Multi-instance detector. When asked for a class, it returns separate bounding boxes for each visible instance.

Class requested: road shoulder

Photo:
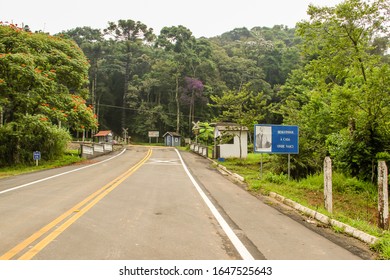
[179,150,378,260]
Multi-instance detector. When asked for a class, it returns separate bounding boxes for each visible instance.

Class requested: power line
[98,103,211,121]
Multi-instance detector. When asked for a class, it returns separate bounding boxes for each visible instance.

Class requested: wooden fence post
[324,156,333,214]
[378,161,389,230]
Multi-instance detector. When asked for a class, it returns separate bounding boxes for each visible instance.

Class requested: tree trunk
[91,59,98,134]
[122,56,130,132]
[189,89,194,134]
[175,73,180,134]
[0,106,3,127]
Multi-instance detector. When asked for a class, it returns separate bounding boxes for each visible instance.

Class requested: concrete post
[378,161,389,230]
[324,156,333,214]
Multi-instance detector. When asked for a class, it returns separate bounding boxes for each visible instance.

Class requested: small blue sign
[254,125,299,154]
[33,151,41,160]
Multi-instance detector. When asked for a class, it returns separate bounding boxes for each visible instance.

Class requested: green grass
[371,233,390,260]
[216,153,390,259]
[0,150,84,178]
[332,224,345,234]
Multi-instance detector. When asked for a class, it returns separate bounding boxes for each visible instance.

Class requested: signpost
[254,125,299,180]
[148,131,160,143]
[122,128,129,144]
[192,121,200,143]
[33,151,41,166]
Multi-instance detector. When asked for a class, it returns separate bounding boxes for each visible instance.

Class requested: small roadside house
[214,123,248,159]
[94,130,113,143]
[163,132,181,147]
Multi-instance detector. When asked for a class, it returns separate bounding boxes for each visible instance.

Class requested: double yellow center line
[1,148,152,260]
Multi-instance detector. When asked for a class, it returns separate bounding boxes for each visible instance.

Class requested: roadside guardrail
[190,143,208,158]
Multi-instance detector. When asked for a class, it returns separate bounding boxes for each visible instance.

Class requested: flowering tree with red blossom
[0,23,97,165]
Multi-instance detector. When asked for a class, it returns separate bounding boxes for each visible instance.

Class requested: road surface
[0,146,372,260]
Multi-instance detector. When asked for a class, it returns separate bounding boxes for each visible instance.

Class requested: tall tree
[284,0,390,180]
[0,24,96,164]
[62,27,106,130]
[210,84,266,158]
[104,19,154,132]
[182,77,205,132]
[156,25,196,133]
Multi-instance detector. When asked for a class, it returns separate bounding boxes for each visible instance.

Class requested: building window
[220,132,235,145]
[227,137,234,144]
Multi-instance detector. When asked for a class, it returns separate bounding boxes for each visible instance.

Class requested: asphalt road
[0,146,372,260]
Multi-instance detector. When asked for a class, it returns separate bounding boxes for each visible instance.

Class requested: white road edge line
[175,149,255,261]
[0,149,127,195]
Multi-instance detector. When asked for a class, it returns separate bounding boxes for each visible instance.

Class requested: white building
[214,123,248,159]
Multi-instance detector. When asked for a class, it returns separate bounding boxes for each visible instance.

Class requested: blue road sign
[254,125,299,154]
[33,151,41,160]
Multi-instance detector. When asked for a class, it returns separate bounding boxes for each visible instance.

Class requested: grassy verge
[215,153,390,259]
[0,150,84,178]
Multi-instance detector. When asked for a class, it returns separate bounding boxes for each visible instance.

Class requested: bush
[327,129,390,182]
[298,174,323,190]
[0,115,71,166]
[263,172,288,184]
[332,173,376,194]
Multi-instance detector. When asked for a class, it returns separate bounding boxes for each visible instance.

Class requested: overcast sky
[2,0,345,38]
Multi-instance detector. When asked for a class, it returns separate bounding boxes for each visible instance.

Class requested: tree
[104,19,155,132]
[62,27,106,131]
[59,26,102,46]
[286,0,390,180]
[210,84,266,158]
[0,23,96,165]
[196,122,214,145]
[156,25,196,133]
[181,77,206,132]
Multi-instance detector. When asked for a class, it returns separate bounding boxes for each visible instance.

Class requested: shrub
[332,173,376,194]
[0,115,71,166]
[263,172,288,184]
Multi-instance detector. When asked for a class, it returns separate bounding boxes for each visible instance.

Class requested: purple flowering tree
[181,77,206,131]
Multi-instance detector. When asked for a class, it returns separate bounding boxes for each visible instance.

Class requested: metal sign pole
[260,153,263,180]
[288,154,291,181]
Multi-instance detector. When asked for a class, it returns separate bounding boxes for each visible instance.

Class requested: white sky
[1,0,345,38]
